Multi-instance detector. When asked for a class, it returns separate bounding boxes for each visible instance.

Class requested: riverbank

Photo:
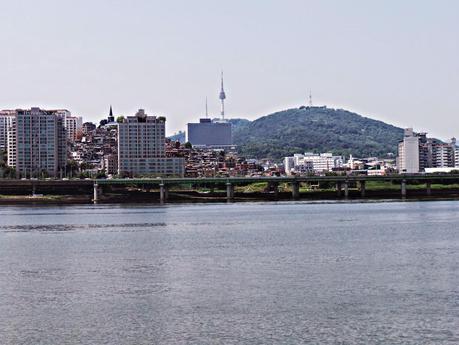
[2,187,459,204]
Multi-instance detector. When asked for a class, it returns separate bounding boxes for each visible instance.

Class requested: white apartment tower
[117,109,184,176]
[398,128,420,173]
[7,108,67,177]
[0,110,15,152]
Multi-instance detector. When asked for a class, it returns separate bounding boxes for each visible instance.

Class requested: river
[0,200,458,344]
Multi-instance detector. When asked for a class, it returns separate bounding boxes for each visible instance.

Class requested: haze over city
[0,0,458,138]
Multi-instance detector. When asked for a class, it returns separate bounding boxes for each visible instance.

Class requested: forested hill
[232,106,404,159]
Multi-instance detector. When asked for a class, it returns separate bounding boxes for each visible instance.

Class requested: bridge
[2,174,458,203]
[0,174,459,203]
[93,174,459,202]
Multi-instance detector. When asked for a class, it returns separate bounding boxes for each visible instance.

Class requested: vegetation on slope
[232,106,404,159]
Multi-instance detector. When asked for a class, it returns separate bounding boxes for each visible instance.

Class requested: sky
[0,0,458,139]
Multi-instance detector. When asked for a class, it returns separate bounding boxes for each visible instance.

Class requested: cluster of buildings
[284,153,345,175]
[0,106,185,178]
[0,74,247,179]
[397,128,459,173]
[283,128,459,176]
[283,152,396,176]
[0,75,456,179]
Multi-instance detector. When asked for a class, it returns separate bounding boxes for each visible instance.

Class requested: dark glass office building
[187,119,233,147]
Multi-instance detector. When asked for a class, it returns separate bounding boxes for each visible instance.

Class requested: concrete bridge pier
[160,183,168,203]
[426,181,432,196]
[226,182,234,201]
[32,183,36,196]
[93,182,99,204]
[291,182,300,200]
[336,182,342,197]
[401,180,407,198]
[344,181,349,198]
[268,182,279,199]
[360,181,366,198]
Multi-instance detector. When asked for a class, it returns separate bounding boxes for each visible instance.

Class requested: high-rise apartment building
[117,109,184,176]
[398,128,457,173]
[51,109,82,142]
[398,128,420,173]
[0,110,15,152]
[65,115,83,142]
[6,108,67,177]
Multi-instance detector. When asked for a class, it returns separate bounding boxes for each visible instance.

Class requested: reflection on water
[0,201,458,344]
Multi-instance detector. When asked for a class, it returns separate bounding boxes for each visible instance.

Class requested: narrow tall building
[64,115,83,142]
[7,108,67,177]
[117,109,184,177]
[0,110,15,152]
[398,128,420,173]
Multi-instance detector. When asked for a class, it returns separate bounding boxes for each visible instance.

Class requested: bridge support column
[32,184,36,196]
[160,183,168,203]
[291,182,300,200]
[336,182,342,197]
[269,182,279,199]
[344,181,349,198]
[426,181,432,196]
[226,182,234,201]
[360,181,366,198]
[401,180,407,198]
[93,182,99,204]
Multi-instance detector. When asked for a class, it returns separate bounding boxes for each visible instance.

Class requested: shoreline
[1,190,459,205]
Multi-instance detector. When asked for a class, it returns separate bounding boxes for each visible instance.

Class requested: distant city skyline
[0,0,458,139]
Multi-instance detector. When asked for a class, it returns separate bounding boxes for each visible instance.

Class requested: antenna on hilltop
[205,97,208,118]
[308,90,313,107]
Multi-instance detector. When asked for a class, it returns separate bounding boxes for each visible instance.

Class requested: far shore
[2,188,459,205]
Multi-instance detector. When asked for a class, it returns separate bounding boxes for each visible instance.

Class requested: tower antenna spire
[309,90,313,107]
[108,105,114,122]
[219,70,226,119]
[205,96,208,118]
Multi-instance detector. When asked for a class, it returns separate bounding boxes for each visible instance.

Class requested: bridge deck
[1,174,459,187]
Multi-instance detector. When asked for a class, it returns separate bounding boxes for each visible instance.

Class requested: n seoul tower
[219,71,226,119]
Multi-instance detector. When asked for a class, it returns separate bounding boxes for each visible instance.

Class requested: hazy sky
[0,0,458,138]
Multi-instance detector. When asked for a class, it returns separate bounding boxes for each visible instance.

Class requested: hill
[168,131,186,143]
[232,106,404,159]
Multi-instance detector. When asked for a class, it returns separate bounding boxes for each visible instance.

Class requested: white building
[6,117,16,167]
[283,156,295,175]
[0,110,15,152]
[65,115,83,142]
[397,128,420,173]
[284,152,344,175]
[455,148,459,168]
[117,109,184,177]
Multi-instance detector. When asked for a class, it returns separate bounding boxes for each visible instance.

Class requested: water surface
[0,201,458,344]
